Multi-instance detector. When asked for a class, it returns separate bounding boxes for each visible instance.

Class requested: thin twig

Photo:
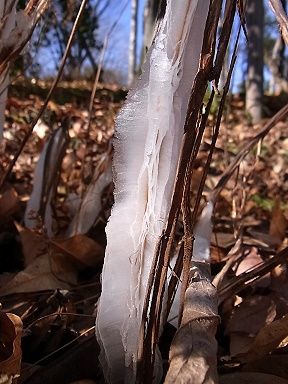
[269,0,288,46]
[218,246,288,303]
[209,102,288,204]
[22,325,95,371]
[24,312,96,332]
[86,0,129,132]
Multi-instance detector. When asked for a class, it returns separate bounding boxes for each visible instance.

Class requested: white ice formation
[193,201,214,262]
[96,1,210,383]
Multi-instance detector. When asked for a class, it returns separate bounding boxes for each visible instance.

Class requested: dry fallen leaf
[235,247,263,275]
[243,354,288,379]
[235,247,270,288]
[226,294,276,356]
[0,188,20,223]
[0,313,22,384]
[239,314,288,363]
[0,252,77,296]
[269,200,287,247]
[50,234,104,268]
[15,223,47,266]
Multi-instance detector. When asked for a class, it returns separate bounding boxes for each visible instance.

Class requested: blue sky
[92,0,281,90]
[36,0,145,83]
[99,0,145,83]
[35,0,281,90]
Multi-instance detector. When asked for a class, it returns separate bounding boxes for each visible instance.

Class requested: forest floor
[1,78,288,384]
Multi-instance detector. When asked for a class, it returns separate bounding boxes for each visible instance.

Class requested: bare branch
[269,0,288,46]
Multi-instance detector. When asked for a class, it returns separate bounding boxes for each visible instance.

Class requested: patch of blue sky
[33,0,284,91]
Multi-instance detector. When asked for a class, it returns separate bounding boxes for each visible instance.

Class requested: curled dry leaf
[14,223,47,266]
[243,354,288,380]
[50,234,104,268]
[235,247,264,276]
[66,155,112,237]
[165,263,219,384]
[269,200,287,247]
[0,188,19,223]
[0,252,77,296]
[235,247,270,288]
[0,313,22,384]
[25,126,69,237]
[0,0,48,72]
[226,295,276,356]
[238,314,288,363]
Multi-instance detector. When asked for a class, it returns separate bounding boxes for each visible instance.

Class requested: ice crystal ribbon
[96,1,209,382]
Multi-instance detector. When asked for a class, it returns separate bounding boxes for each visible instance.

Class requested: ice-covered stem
[96,1,209,382]
[179,5,239,324]
[138,2,224,379]
[139,1,241,380]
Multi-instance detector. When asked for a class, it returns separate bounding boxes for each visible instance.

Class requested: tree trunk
[128,0,139,86]
[246,0,264,123]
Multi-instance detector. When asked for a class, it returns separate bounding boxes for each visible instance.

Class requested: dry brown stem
[209,102,288,204]
[218,245,288,303]
[269,0,288,46]
[137,1,239,381]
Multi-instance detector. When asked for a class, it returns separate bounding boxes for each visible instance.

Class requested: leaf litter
[1,74,288,383]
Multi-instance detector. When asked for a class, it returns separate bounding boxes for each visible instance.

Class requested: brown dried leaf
[227,295,276,356]
[243,355,288,379]
[50,234,104,268]
[269,200,287,247]
[239,315,288,363]
[227,295,276,335]
[0,252,77,296]
[212,233,272,250]
[235,247,263,275]
[0,188,19,222]
[0,313,22,384]
[15,223,47,266]
[235,247,270,288]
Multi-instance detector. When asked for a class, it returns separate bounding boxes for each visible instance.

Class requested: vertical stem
[128,0,139,86]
